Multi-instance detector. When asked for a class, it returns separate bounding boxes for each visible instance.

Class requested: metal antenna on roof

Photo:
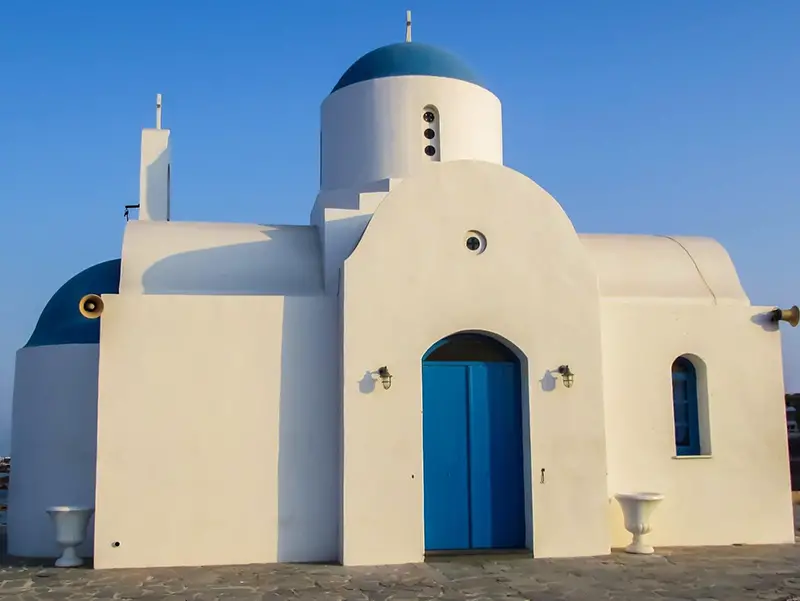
[156,93,163,129]
[405,10,412,42]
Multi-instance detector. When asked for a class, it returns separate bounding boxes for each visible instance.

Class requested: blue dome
[332,42,482,93]
[25,259,121,348]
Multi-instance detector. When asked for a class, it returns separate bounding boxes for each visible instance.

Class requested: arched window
[671,356,701,456]
[421,105,440,162]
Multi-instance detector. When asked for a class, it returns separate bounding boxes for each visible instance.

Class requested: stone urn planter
[46,506,94,567]
[614,492,664,554]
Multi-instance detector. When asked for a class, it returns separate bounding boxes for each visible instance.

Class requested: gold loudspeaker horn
[770,305,800,328]
[79,294,104,319]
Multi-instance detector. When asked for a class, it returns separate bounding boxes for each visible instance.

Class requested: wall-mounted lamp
[377,366,393,390]
[557,365,574,388]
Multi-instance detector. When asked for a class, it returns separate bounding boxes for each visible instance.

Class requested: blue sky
[1,1,798,454]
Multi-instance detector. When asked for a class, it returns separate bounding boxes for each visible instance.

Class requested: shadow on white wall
[358,371,377,394]
[277,295,339,562]
[139,227,322,296]
[750,310,780,332]
[539,370,557,392]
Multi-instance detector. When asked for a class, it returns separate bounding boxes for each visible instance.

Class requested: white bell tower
[319,15,503,191]
[138,93,172,221]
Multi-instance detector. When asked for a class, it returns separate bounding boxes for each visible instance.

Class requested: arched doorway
[422,332,526,552]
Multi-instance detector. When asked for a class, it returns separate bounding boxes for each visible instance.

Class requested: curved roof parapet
[120,221,323,296]
[25,259,121,348]
[579,234,749,305]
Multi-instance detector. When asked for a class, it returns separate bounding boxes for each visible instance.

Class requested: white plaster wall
[340,160,610,566]
[602,302,794,547]
[311,180,400,292]
[93,293,338,569]
[321,77,502,190]
[322,209,372,293]
[8,344,99,557]
[119,221,323,295]
[310,179,399,223]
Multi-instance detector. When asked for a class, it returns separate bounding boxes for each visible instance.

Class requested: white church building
[8,22,797,570]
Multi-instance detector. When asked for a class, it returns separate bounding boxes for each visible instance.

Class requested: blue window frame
[671,357,701,456]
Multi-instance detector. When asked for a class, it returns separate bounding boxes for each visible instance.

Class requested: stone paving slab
[2,544,800,601]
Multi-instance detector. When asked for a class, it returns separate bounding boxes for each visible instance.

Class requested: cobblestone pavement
[2,544,800,601]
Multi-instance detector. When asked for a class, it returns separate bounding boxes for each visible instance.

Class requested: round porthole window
[464,231,486,254]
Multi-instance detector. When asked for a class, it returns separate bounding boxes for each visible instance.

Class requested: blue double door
[422,361,526,551]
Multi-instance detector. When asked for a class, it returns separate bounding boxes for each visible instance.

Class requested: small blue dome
[332,42,482,94]
[25,259,121,348]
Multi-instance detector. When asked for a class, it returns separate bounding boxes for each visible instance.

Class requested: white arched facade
[340,160,610,565]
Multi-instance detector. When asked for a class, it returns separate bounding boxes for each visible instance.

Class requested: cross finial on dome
[405,10,412,42]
